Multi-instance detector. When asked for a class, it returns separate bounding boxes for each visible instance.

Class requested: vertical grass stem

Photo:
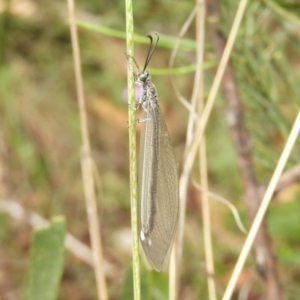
[125,0,140,299]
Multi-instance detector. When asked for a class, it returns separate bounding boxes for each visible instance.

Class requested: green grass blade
[77,21,197,52]
[24,216,66,300]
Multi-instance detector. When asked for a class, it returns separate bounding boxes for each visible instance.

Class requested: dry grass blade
[193,182,247,234]
[222,108,300,300]
[185,0,249,176]
[168,3,203,300]
[168,4,201,122]
[196,3,217,300]
[66,0,108,299]
[172,0,248,298]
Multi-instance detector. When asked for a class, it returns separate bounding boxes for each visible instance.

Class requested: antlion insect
[126,32,179,272]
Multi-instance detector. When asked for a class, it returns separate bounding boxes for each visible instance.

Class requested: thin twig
[66,1,108,299]
[222,109,300,300]
[125,1,140,299]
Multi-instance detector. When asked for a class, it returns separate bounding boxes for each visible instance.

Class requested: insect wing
[138,104,179,272]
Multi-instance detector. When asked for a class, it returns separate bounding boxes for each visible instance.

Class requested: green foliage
[24,217,66,300]
[277,244,300,265]
[268,200,300,243]
[120,263,168,300]
[264,0,300,27]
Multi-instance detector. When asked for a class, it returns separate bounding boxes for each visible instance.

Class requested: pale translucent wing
[138,103,179,272]
[138,107,159,245]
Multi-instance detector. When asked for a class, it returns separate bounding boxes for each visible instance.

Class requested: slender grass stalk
[199,139,217,300]
[222,108,300,300]
[193,183,247,234]
[196,3,217,300]
[170,1,247,298]
[186,0,248,174]
[66,0,108,299]
[169,248,177,300]
[125,1,140,299]
[168,5,201,299]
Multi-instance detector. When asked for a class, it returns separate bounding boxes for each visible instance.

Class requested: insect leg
[124,53,140,74]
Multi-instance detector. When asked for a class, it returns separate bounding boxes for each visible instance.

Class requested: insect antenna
[143,32,160,71]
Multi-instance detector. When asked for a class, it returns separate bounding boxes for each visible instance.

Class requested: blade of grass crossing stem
[186,0,249,180]
[24,217,66,300]
[222,108,300,300]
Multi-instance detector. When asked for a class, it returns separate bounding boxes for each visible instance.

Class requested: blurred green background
[1,0,300,299]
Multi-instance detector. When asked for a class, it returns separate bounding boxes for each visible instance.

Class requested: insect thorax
[140,81,158,110]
